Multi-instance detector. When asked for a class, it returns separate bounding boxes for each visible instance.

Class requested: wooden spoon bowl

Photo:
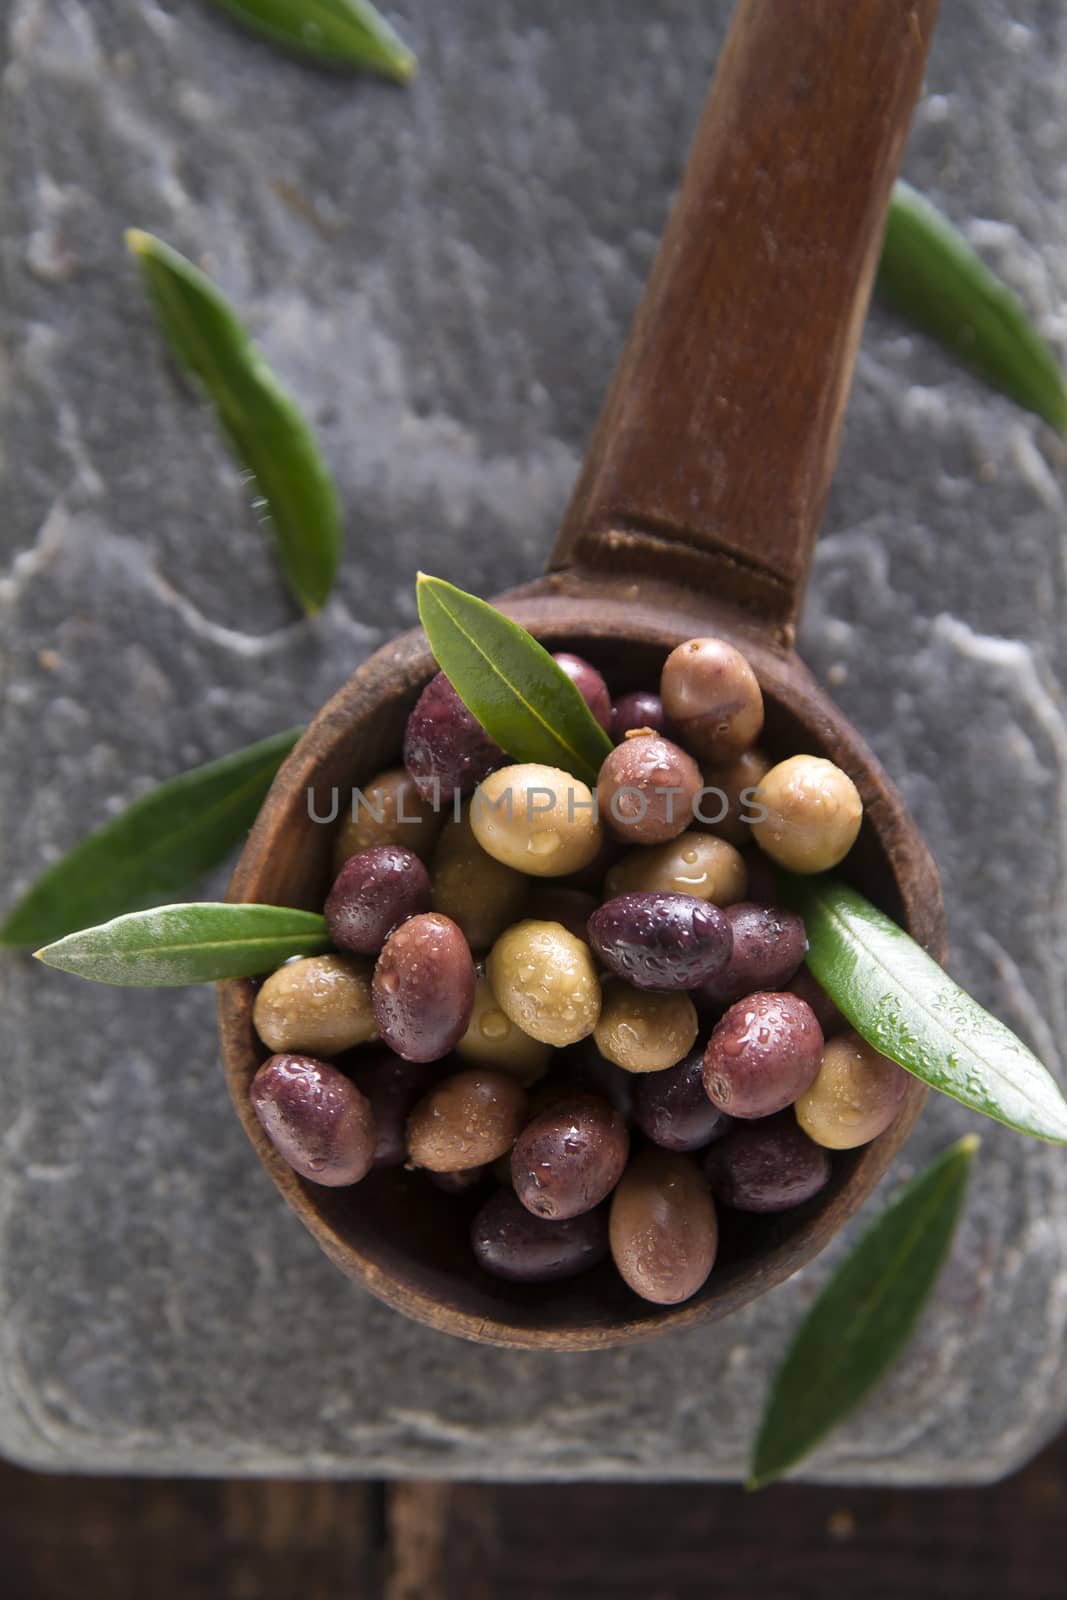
[218,0,945,1350]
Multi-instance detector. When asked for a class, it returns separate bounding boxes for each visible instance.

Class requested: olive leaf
[0,728,302,950]
[749,1134,978,1489]
[206,0,416,80]
[128,230,341,615]
[416,574,614,788]
[34,903,330,987]
[880,181,1067,434]
[782,874,1067,1144]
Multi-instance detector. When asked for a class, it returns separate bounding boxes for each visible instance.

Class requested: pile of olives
[249,636,906,1306]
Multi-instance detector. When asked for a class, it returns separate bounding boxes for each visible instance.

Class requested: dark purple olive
[403,670,505,804]
[342,1047,434,1168]
[524,886,598,945]
[512,1094,629,1221]
[609,1149,718,1304]
[472,1188,610,1283]
[787,965,847,1038]
[427,1163,493,1195]
[539,1043,635,1121]
[553,652,612,733]
[632,1046,733,1152]
[372,912,476,1063]
[249,1054,376,1186]
[324,845,431,955]
[704,1113,831,1212]
[696,903,806,1007]
[588,892,733,991]
[611,690,671,742]
[703,992,823,1119]
[740,849,777,905]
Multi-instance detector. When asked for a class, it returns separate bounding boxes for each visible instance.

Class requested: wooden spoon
[219,0,944,1350]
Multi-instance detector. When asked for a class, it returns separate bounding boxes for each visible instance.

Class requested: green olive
[455,973,553,1084]
[605,830,747,905]
[471,764,603,878]
[431,801,529,950]
[253,954,377,1056]
[795,1031,908,1148]
[486,919,601,1046]
[749,754,862,873]
[594,980,697,1073]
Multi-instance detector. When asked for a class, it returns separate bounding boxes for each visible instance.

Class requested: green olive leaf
[879,181,1067,434]
[782,874,1067,1144]
[128,230,341,614]
[206,0,415,80]
[0,728,303,950]
[415,574,614,788]
[749,1134,979,1489]
[34,903,330,987]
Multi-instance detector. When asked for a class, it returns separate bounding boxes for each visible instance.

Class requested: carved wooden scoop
[219,0,944,1349]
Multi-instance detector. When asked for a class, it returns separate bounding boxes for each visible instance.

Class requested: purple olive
[703,991,823,1119]
[523,886,598,945]
[553,652,612,732]
[704,1113,831,1212]
[512,1094,629,1221]
[787,965,847,1038]
[588,892,733,991]
[372,912,476,1063]
[403,671,505,805]
[611,689,671,742]
[537,1043,636,1122]
[632,1046,733,1152]
[324,845,431,955]
[696,903,806,1007]
[472,1188,610,1283]
[250,1054,376,1186]
[343,1047,435,1168]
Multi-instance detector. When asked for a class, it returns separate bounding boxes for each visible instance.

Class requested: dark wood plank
[0,1468,381,1600]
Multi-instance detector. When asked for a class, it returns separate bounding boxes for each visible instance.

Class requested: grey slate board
[1,0,1066,1481]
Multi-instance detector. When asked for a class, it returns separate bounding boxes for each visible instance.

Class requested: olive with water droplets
[325,844,431,955]
[455,972,552,1084]
[430,801,529,951]
[588,892,733,992]
[253,953,377,1057]
[696,902,806,1009]
[795,1031,909,1149]
[703,991,823,1118]
[609,1148,718,1305]
[704,1113,831,1211]
[406,1069,528,1171]
[605,831,747,907]
[403,670,505,804]
[372,912,475,1063]
[511,1093,629,1220]
[594,980,698,1074]
[632,1046,733,1152]
[660,636,764,761]
[472,763,604,878]
[472,1188,610,1283]
[597,732,702,845]
[250,1053,376,1186]
[333,766,442,873]
[486,919,601,1047]
[553,652,612,732]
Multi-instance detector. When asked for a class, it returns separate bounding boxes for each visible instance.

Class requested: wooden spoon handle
[549,0,938,637]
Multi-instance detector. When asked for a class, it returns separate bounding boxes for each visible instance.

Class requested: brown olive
[609,1148,718,1305]
[696,748,771,845]
[597,733,702,845]
[632,1046,733,1152]
[250,1053,376,1186]
[253,954,377,1056]
[660,637,764,762]
[406,1069,528,1171]
[471,763,604,878]
[403,670,505,804]
[511,1093,629,1220]
[430,801,528,950]
[696,903,806,1008]
[372,912,476,1063]
[795,1031,909,1148]
[749,754,862,874]
[704,1113,831,1212]
[324,845,431,955]
[332,767,442,873]
[594,980,697,1074]
[553,652,612,733]
[455,973,552,1085]
[703,991,823,1118]
[605,831,747,907]
[486,920,601,1047]
[472,1188,610,1283]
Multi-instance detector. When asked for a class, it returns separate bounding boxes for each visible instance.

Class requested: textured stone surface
[1,0,1066,1481]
